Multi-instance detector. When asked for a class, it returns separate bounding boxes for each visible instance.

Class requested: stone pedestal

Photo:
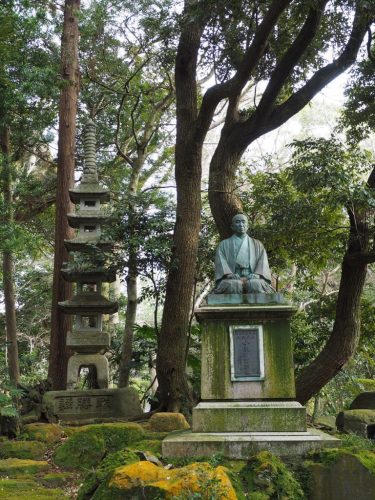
[43,388,142,425]
[163,300,340,458]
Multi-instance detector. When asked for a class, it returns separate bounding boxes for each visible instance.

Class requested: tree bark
[208,135,250,238]
[48,0,80,390]
[156,4,206,411]
[1,126,20,385]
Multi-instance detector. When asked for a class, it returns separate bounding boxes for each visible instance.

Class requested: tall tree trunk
[48,0,80,390]
[118,152,144,388]
[156,11,205,411]
[208,138,246,238]
[118,239,138,387]
[1,126,20,385]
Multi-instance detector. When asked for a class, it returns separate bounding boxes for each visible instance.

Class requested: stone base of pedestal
[43,387,142,424]
[162,429,340,459]
[192,401,306,432]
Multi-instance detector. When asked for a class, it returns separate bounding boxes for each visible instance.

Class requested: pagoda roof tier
[69,184,111,204]
[67,211,110,228]
[59,292,118,314]
[61,268,117,283]
[64,236,113,252]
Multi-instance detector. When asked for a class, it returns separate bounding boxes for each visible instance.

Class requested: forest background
[1,0,375,420]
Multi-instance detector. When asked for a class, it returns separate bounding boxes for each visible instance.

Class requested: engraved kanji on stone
[57,397,74,412]
[95,397,112,409]
[76,397,93,410]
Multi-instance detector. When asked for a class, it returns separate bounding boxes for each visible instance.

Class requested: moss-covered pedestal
[163,299,339,458]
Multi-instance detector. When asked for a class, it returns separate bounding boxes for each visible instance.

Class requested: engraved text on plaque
[230,325,264,381]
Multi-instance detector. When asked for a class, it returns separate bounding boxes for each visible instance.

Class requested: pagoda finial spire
[82,119,98,184]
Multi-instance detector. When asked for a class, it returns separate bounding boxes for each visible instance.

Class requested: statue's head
[231,213,248,236]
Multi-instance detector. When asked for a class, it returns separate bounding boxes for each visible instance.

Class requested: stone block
[307,452,375,500]
[43,387,142,423]
[349,391,375,410]
[67,330,110,353]
[336,409,375,438]
[207,293,287,305]
[197,305,296,400]
[149,412,190,432]
[192,401,306,432]
[162,429,340,459]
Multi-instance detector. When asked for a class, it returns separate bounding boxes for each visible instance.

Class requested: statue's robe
[214,234,274,294]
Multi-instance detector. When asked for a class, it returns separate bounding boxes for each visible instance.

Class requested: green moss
[0,478,66,499]
[40,472,73,488]
[54,428,106,470]
[94,423,145,452]
[356,450,375,475]
[263,321,295,398]
[142,429,169,441]
[356,378,375,391]
[53,423,144,471]
[129,439,162,455]
[306,447,375,475]
[0,458,50,475]
[205,321,231,398]
[77,448,140,500]
[226,469,247,500]
[340,432,375,451]
[21,423,63,444]
[240,451,305,499]
[0,440,47,460]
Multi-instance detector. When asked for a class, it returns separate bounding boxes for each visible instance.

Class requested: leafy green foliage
[0,385,23,417]
[242,137,374,281]
[341,58,375,143]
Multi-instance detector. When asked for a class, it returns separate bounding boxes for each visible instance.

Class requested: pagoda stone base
[43,388,142,424]
[193,401,306,432]
[162,429,340,459]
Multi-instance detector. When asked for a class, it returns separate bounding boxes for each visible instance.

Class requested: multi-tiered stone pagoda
[43,120,141,423]
[59,119,117,390]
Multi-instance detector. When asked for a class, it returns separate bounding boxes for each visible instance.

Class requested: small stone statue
[214,213,275,294]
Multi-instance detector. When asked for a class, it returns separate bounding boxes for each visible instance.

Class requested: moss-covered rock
[77,448,140,500]
[0,439,47,460]
[93,461,238,499]
[306,446,375,475]
[350,391,375,410]
[305,449,375,500]
[149,412,190,432]
[54,427,106,470]
[21,423,64,444]
[336,409,375,437]
[0,477,66,499]
[53,423,144,471]
[240,451,304,499]
[0,458,50,475]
